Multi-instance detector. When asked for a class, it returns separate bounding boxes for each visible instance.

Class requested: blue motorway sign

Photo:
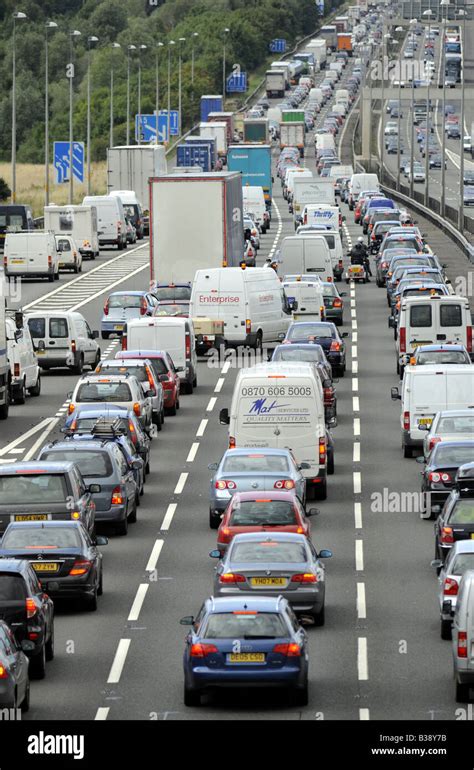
[226,72,248,93]
[54,141,84,184]
[135,111,179,142]
[269,38,286,53]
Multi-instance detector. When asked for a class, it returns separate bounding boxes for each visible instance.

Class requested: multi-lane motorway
[2,49,473,722]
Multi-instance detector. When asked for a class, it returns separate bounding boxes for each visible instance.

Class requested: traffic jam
[0,4,473,725]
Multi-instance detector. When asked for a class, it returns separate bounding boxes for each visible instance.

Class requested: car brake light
[14,363,20,378]
[133,402,141,416]
[219,573,246,583]
[273,643,301,656]
[0,665,8,679]
[458,631,468,658]
[333,299,342,308]
[71,339,76,353]
[26,598,36,619]
[103,299,109,316]
[190,643,218,657]
[403,411,410,431]
[443,577,459,596]
[146,368,155,395]
[274,480,295,490]
[140,297,147,316]
[429,471,441,482]
[399,327,406,353]
[68,403,75,414]
[185,332,191,360]
[441,526,454,544]
[319,436,326,465]
[229,436,236,449]
[291,573,317,583]
[69,560,92,576]
[48,255,52,266]
[111,486,124,505]
[246,319,252,334]
[467,326,472,353]
[215,480,237,490]
[330,340,341,351]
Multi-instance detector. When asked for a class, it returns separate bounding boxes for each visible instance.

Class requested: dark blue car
[180,595,309,707]
[283,321,348,377]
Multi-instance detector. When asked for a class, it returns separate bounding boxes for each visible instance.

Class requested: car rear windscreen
[231,541,307,563]
[432,445,474,465]
[2,527,81,549]
[41,450,112,478]
[203,612,288,639]
[27,318,46,339]
[223,455,290,474]
[0,474,67,504]
[108,295,143,309]
[155,287,191,301]
[229,501,297,526]
[438,416,474,434]
[410,305,432,327]
[450,501,474,524]
[0,575,27,600]
[76,382,132,402]
[100,365,147,382]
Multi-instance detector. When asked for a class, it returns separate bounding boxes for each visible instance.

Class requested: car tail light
[133,402,141,417]
[28,632,39,640]
[246,319,252,334]
[219,572,246,584]
[399,327,406,353]
[190,643,218,657]
[69,560,92,576]
[319,436,326,465]
[128,420,137,445]
[273,643,301,656]
[103,299,109,316]
[324,386,333,403]
[371,233,376,240]
[403,411,410,431]
[122,332,127,351]
[0,665,8,679]
[185,332,191,360]
[71,339,76,354]
[140,297,147,316]
[457,631,468,658]
[381,261,389,269]
[291,573,317,583]
[26,598,36,619]
[48,255,52,267]
[274,479,295,490]
[333,298,342,308]
[330,340,341,351]
[229,436,236,449]
[443,577,459,596]
[146,367,155,395]
[14,363,20,378]
[429,471,441,482]
[111,486,124,505]
[117,221,122,233]
[68,403,75,414]
[441,526,454,544]
[467,326,472,353]
[215,480,237,490]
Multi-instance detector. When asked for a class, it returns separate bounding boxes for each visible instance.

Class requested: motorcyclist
[350,237,372,279]
[264,257,278,272]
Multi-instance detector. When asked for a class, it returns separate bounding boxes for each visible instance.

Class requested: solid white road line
[107,639,131,684]
[95,707,110,720]
[354,502,363,529]
[160,504,177,531]
[357,582,367,619]
[206,397,217,412]
[24,418,60,461]
[358,637,369,681]
[214,378,225,393]
[355,539,364,571]
[196,419,208,437]
[353,443,360,462]
[186,443,199,462]
[359,708,370,720]
[145,539,164,572]
[128,584,149,622]
[174,473,188,494]
[0,418,55,458]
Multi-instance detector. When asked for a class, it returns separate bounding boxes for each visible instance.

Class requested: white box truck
[306,39,327,69]
[293,179,336,225]
[266,70,286,98]
[149,171,244,284]
[199,122,228,159]
[107,145,168,212]
[280,122,306,157]
[44,205,100,260]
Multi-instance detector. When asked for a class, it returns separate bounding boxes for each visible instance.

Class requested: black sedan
[0,521,107,610]
[435,463,474,563]
[417,441,474,519]
[283,322,348,377]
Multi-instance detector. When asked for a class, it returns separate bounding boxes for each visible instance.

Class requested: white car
[56,234,82,273]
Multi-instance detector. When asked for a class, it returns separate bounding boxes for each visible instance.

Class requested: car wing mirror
[209,549,221,559]
[179,616,194,626]
[95,535,108,546]
[306,507,320,517]
[416,456,426,464]
[219,408,230,426]
[298,462,311,470]
[318,549,333,558]
[88,483,102,494]
[208,462,219,471]
[391,387,401,400]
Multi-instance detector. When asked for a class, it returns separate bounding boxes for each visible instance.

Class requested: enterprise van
[189,267,293,351]
[279,236,333,282]
[219,362,328,500]
[82,195,127,250]
[391,365,474,457]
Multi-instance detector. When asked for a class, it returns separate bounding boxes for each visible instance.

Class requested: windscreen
[450,501,474,524]
[432,445,474,465]
[41,450,112,478]
[222,455,290,473]
[2,527,81,549]
[438,416,474,435]
[229,501,297,526]
[203,613,288,639]
[0,474,67,504]
[231,541,308,563]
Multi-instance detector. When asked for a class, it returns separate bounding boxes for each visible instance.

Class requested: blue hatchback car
[180,595,309,707]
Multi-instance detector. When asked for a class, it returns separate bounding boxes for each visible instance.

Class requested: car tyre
[312,604,325,626]
[71,354,84,376]
[168,400,177,416]
[29,374,41,397]
[30,644,46,680]
[314,479,327,500]
[455,681,471,703]
[441,619,452,640]
[98,569,103,596]
[15,380,27,405]
[403,442,412,458]
[128,500,137,523]
[116,513,129,536]
[85,587,98,612]
[21,682,30,713]
[184,685,201,707]
[45,621,54,661]
[327,450,335,475]
[290,681,309,707]
[101,331,110,340]
[186,380,194,395]
[209,508,221,529]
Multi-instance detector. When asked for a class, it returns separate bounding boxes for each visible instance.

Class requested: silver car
[70,374,153,433]
[432,541,474,640]
[208,448,308,528]
[93,359,165,431]
[211,532,332,625]
[422,410,474,461]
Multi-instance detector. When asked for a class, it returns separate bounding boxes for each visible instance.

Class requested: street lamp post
[86,36,98,195]
[126,45,136,145]
[458,8,467,231]
[440,0,449,218]
[178,37,186,136]
[137,44,147,146]
[68,30,81,205]
[395,26,403,192]
[11,11,27,204]
[222,28,230,105]
[155,42,164,144]
[167,40,175,145]
[409,19,417,199]
[380,31,392,184]
[109,43,121,150]
[44,21,58,207]
[423,9,433,207]
[191,32,198,125]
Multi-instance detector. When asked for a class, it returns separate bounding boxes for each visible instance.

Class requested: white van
[123,316,197,393]
[303,204,340,231]
[82,195,127,250]
[242,186,267,232]
[348,173,380,209]
[6,312,41,403]
[44,205,99,260]
[396,295,473,375]
[282,280,325,321]
[315,134,336,152]
[286,169,313,202]
[26,311,101,374]
[335,89,350,107]
[452,570,474,702]
[295,227,344,280]
[219,362,328,499]
[189,267,292,350]
[309,88,324,103]
[391,365,474,457]
[284,167,311,200]
[4,231,59,282]
[278,235,333,282]
[55,234,82,273]
[109,190,145,240]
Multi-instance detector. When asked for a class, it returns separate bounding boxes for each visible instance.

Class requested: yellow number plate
[14,514,48,521]
[228,653,265,663]
[471,533,474,540]
[250,577,286,587]
[418,418,432,426]
[114,325,124,331]
[31,563,59,573]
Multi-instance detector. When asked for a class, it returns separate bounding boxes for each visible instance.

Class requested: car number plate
[418,417,433,426]
[227,653,265,663]
[471,533,474,540]
[250,577,286,587]
[411,341,432,348]
[14,514,48,522]
[36,349,45,355]
[114,325,124,331]
[31,563,59,573]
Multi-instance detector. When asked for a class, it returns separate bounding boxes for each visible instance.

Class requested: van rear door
[153,322,185,371]
[436,299,470,347]
[411,370,447,432]
[193,270,245,339]
[446,371,474,408]
[406,301,435,351]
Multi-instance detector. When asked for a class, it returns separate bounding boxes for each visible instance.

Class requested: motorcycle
[345,262,368,283]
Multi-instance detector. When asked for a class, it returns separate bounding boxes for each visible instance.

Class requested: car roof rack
[89,417,127,437]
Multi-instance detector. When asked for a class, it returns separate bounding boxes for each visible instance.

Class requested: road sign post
[53,141,84,184]
[135,111,179,143]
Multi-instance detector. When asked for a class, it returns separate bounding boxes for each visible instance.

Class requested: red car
[216,491,318,555]
[115,349,180,415]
